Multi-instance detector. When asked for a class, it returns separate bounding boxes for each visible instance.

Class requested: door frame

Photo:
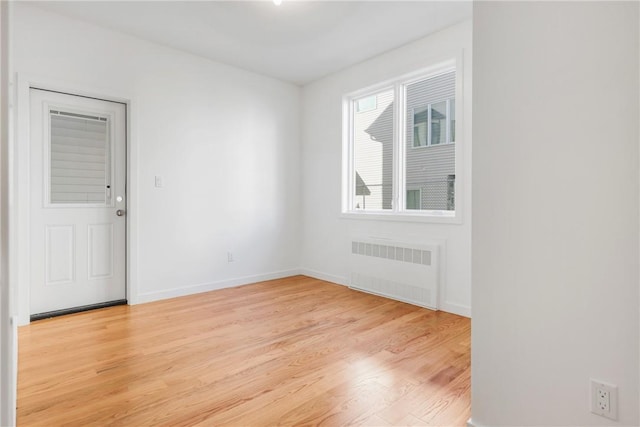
[1,2,14,425]
[13,73,140,325]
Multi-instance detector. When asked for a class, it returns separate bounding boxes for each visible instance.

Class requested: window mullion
[394,82,406,213]
[347,98,355,211]
[391,83,398,212]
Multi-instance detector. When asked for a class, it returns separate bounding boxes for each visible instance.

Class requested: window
[412,99,455,147]
[447,174,455,211]
[49,110,110,205]
[343,60,460,219]
[351,89,394,211]
[406,189,421,210]
[356,95,377,113]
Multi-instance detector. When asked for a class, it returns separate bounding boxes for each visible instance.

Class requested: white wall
[471,2,639,426]
[12,4,302,322]
[0,1,16,425]
[300,21,472,317]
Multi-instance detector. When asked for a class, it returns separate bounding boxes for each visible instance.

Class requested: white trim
[397,80,406,211]
[13,73,138,325]
[15,73,31,326]
[136,269,303,304]
[345,59,456,101]
[340,210,459,224]
[454,48,466,225]
[0,1,16,425]
[300,265,469,318]
[126,98,140,305]
[466,418,489,427]
[341,96,352,215]
[441,301,471,318]
[298,268,349,287]
[341,52,464,224]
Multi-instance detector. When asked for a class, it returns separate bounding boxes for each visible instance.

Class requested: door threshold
[30,300,127,322]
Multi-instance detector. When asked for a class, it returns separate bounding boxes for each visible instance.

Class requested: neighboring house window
[343,59,460,219]
[413,99,455,147]
[447,174,455,211]
[406,189,421,210]
[356,95,377,113]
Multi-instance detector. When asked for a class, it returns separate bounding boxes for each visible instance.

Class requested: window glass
[413,107,428,147]
[430,101,447,145]
[352,89,394,210]
[356,95,377,113]
[447,175,456,211]
[344,64,458,217]
[406,190,421,210]
[49,111,109,204]
[405,71,456,211]
[450,98,456,143]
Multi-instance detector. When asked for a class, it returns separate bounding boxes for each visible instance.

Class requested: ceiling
[29,1,472,85]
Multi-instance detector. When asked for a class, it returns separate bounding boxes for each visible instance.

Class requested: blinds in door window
[49,111,109,204]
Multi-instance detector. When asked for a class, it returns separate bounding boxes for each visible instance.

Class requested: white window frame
[341,55,463,224]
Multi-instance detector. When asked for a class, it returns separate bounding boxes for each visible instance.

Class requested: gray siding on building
[406,144,455,183]
[406,71,456,210]
[364,101,394,209]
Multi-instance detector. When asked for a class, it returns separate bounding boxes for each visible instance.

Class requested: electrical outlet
[154,175,163,188]
[227,252,234,263]
[591,379,618,421]
[597,388,609,413]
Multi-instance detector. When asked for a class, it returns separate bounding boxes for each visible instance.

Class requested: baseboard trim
[467,418,487,427]
[441,301,471,318]
[301,268,471,318]
[135,268,472,319]
[135,268,302,304]
[298,268,349,287]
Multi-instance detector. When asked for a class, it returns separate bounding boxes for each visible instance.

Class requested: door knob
[116,209,126,217]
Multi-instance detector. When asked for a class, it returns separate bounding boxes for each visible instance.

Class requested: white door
[29,89,126,316]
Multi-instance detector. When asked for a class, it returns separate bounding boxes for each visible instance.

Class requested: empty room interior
[0,1,639,426]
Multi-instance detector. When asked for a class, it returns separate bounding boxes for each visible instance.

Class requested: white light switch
[155,175,163,188]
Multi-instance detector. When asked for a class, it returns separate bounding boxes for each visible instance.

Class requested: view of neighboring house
[406,71,456,210]
[353,71,456,211]
[353,89,394,210]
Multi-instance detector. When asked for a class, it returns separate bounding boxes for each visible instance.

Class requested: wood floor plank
[17,275,470,426]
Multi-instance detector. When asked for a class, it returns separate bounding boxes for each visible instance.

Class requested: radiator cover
[349,239,440,309]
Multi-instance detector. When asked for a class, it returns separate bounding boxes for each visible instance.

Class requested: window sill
[340,210,462,225]
[411,141,455,149]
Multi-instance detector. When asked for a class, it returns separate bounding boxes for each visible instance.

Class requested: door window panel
[49,111,109,204]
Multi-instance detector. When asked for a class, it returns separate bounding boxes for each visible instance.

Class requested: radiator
[349,238,440,309]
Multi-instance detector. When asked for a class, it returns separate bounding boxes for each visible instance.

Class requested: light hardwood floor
[18,275,470,426]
